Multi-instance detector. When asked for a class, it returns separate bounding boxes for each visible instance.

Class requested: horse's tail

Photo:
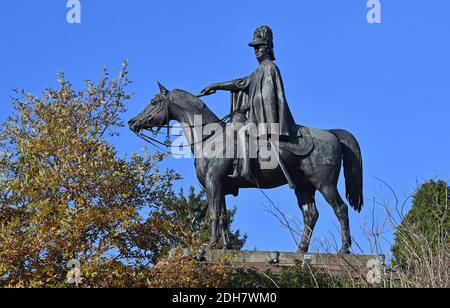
[329,129,364,213]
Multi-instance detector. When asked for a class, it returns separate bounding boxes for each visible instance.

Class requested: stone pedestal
[204,250,385,277]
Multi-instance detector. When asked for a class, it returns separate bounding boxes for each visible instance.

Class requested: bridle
[135,95,238,153]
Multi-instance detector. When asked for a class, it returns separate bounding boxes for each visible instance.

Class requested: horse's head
[128,83,172,133]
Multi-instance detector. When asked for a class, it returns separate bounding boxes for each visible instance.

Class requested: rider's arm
[198,76,250,97]
[210,80,239,92]
[213,76,250,92]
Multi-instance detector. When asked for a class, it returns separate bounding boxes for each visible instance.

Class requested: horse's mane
[171,89,221,123]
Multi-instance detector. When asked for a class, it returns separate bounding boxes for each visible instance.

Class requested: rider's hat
[249,26,276,60]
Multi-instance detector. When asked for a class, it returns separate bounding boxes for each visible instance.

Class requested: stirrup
[228,170,252,181]
[228,169,240,179]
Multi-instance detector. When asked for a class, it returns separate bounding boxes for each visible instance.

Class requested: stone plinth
[204,250,385,277]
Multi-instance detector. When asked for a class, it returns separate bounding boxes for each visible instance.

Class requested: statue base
[203,250,385,277]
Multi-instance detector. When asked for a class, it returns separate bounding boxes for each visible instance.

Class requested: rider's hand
[197,85,217,97]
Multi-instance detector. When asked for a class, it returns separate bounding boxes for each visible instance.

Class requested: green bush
[392,180,449,268]
[225,264,349,288]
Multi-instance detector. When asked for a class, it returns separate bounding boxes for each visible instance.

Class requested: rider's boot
[240,154,252,180]
[229,128,252,180]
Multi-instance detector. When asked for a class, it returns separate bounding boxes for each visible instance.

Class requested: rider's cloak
[230,59,297,137]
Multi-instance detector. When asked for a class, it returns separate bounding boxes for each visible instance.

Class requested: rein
[135,98,238,153]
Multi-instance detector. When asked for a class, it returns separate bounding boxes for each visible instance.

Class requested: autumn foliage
[0,63,238,288]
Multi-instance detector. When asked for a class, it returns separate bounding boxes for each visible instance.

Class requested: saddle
[225,124,315,159]
[225,125,314,197]
[277,125,315,157]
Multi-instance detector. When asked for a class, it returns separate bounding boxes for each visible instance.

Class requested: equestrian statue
[128,26,364,256]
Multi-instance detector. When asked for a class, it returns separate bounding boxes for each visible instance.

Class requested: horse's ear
[158,82,169,95]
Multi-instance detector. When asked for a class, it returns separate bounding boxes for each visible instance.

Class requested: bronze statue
[198,26,297,180]
[129,26,364,256]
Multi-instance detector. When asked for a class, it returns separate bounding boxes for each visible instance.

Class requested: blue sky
[1,0,449,255]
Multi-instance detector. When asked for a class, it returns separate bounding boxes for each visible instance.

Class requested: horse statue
[128,83,363,255]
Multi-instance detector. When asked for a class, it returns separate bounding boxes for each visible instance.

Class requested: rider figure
[198,26,297,179]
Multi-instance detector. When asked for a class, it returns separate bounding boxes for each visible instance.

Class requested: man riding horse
[198,26,298,180]
[129,26,364,255]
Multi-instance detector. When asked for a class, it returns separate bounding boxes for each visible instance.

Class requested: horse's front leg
[205,174,229,250]
[196,174,229,260]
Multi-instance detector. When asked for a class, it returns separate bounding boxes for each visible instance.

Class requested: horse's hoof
[298,247,308,254]
[339,248,351,255]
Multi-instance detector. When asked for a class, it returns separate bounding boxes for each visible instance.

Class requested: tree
[0,62,172,287]
[0,63,246,288]
[128,187,247,266]
[392,180,450,270]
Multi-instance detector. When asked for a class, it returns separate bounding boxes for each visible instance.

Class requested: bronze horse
[129,84,363,254]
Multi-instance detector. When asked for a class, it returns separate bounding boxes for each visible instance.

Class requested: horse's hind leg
[295,183,319,253]
[319,185,352,254]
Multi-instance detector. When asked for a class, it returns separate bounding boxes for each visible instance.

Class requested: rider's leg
[240,138,250,179]
[231,128,246,178]
[231,125,251,179]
